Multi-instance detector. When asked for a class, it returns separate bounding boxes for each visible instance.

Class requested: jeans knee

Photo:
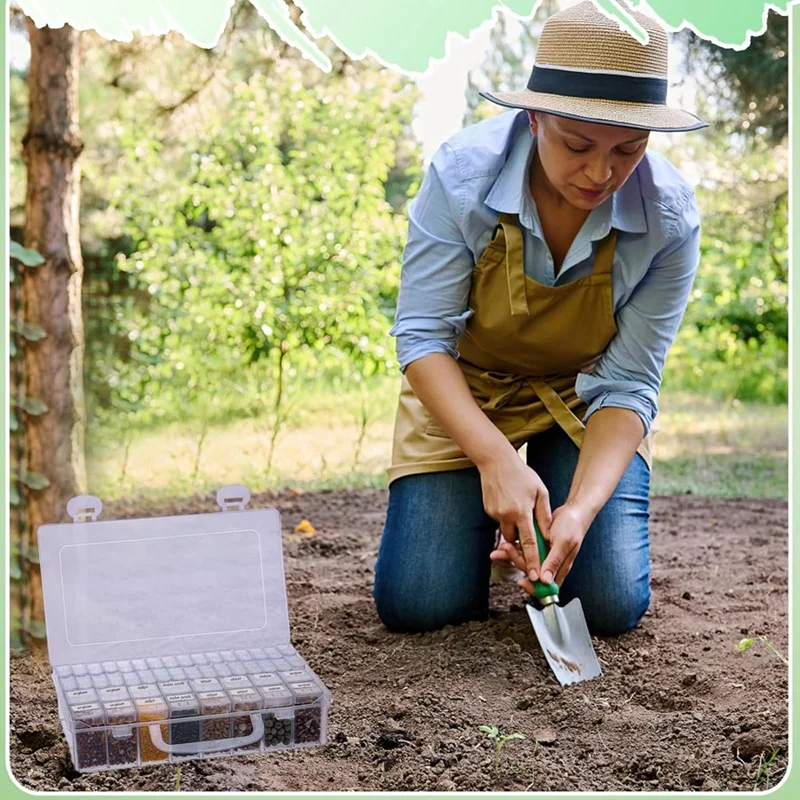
[372,568,485,634]
[582,586,650,636]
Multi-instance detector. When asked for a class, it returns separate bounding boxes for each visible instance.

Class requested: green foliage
[678,10,787,143]
[90,57,415,437]
[660,95,787,404]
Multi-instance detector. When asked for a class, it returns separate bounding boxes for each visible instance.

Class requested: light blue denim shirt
[390,110,701,436]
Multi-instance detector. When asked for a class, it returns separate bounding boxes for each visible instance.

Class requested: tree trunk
[21,20,86,635]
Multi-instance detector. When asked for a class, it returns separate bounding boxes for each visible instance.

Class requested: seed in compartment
[198,691,232,745]
[166,695,201,752]
[205,651,222,664]
[153,668,170,682]
[56,665,72,677]
[177,655,193,667]
[60,676,78,692]
[168,667,187,680]
[162,656,178,668]
[190,677,223,693]
[259,685,294,748]
[129,683,160,700]
[91,674,110,690]
[102,661,118,673]
[198,665,216,678]
[191,653,208,665]
[278,644,295,656]
[135,697,169,763]
[104,700,138,766]
[229,688,263,751]
[76,675,93,689]
[124,672,141,686]
[146,657,163,669]
[72,703,107,769]
[117,660,134,673]
[214,663,232,678]
[262,713,293,748]
[87,663,103,675]
[221,675,253,690]
[72,664,88,676]
[289,681,324,745]
[67,688,99,705]
[132,659,148,672]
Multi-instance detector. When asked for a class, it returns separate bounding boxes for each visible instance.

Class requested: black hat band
[528,65,668,105]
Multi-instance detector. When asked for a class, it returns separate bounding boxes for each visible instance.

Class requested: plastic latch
[215,484,251,512]
[66,495,103,523]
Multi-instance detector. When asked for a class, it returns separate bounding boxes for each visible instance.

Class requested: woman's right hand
[478,447,552,583]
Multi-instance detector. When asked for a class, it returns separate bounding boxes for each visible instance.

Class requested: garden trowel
[525,521,602,686]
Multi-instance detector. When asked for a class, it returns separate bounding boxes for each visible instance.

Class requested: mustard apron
[388,212,655,484]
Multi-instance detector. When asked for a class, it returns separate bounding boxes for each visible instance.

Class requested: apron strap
[592,228,618,276]
[495,213,529,316]
[529,378,585,450]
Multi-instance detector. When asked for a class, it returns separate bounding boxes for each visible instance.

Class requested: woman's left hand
[490,502,594,594]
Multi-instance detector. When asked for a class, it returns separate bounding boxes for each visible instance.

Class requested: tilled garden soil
[10,490,788,792]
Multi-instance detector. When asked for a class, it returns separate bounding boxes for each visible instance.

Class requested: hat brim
[480,89,708,133]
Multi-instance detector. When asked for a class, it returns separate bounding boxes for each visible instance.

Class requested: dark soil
[10,490,788,792]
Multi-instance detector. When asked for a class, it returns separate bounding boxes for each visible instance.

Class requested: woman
[373,2,707,636]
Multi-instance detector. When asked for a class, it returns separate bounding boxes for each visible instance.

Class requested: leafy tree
[677,10,788,144]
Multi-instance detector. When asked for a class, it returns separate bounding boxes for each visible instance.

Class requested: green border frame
[0,1,794,797]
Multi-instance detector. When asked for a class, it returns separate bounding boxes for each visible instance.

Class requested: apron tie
[479,369,586,450]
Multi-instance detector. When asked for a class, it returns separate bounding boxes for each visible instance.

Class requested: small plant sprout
[753,748,781,790]
[478,725,527,772]
[734,636,788,666]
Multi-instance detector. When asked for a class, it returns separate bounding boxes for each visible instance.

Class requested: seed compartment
[135,697,169,763]
[72,703,107,770]
[104,700,138,766]
[198,691,233,746]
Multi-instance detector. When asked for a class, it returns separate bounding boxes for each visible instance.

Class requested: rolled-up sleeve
[576,195,701,436]
[390,143,475,372]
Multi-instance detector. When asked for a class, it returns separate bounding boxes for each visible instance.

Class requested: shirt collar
[485,121,648,238]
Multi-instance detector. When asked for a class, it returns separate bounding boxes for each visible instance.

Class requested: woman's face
[528,112,650,211]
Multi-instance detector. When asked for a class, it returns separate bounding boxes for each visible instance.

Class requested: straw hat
[481,1,707,132]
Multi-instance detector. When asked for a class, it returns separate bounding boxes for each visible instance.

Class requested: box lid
[39,487,290,666]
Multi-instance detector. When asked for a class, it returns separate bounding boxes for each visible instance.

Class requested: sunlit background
[8,0,788,506]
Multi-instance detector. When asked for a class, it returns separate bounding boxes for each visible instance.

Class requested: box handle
[216,484,251,512]
[147,713,264,755]
[66,495,103,522]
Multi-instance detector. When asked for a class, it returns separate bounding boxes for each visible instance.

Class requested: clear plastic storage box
[38,485,331,773]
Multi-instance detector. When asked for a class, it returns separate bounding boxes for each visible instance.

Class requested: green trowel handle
[532,518,559,602]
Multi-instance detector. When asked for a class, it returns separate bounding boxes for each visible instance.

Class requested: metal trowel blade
[526,599,602,686]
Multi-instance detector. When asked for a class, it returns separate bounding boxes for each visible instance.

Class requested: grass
[86,379,787,505]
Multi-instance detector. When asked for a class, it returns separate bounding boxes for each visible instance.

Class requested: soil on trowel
[10,490,788,792]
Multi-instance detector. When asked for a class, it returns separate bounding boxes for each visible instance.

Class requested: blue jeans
[373,425,651,636]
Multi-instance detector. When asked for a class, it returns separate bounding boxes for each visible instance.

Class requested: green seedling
[478,725,526,772]
[753,748,781,790]
[734,636,788,666]
[174,765,182,792]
